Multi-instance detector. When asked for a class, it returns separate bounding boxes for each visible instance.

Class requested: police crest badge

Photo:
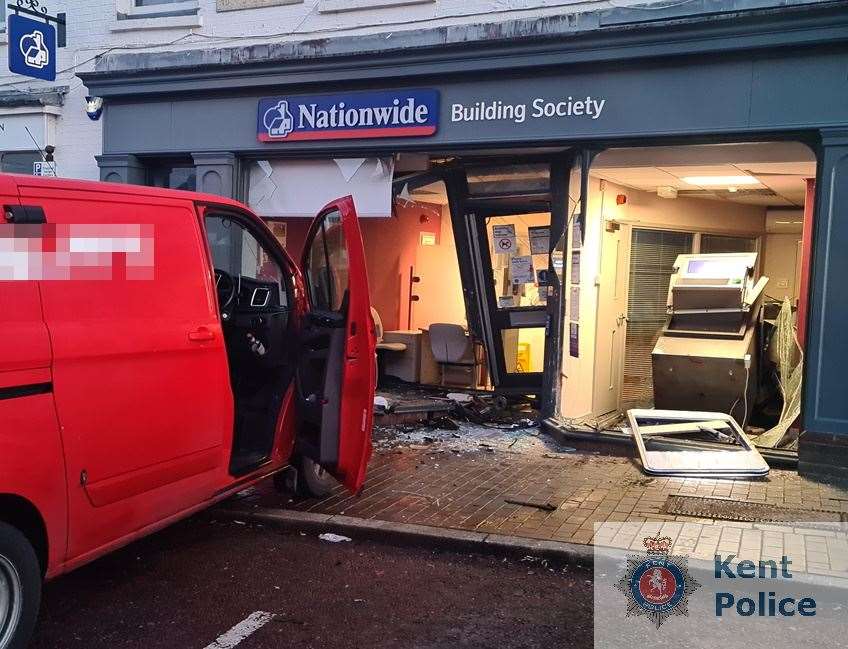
[615,535,702,629]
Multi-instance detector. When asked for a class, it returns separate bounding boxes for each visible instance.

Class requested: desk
[382,330,422,383]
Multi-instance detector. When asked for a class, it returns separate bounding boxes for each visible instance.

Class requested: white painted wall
[559,174,603,419]
[762,233,801,302]
[0,0,616,180]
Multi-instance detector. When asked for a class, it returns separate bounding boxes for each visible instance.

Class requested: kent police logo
[615,535,701,629]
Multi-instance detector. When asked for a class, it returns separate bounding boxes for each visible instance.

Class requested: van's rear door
[296,196,375,493]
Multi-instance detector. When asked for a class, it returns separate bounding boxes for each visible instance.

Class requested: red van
[0,174,376,649]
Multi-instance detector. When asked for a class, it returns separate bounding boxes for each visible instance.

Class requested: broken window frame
[626,408,770,478]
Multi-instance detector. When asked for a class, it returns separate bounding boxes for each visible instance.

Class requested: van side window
[205,215,286,307]
[306,209,349,313]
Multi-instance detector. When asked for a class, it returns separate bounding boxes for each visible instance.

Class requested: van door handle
[188,327,215,342]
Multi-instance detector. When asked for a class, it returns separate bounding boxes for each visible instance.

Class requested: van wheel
[0,523,41,649]
[298,455,337,499]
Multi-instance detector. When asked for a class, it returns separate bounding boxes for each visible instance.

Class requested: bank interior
[249,141,815,455]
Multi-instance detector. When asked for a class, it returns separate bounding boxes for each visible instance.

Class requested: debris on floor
[370,381,572,457]
[542,450,576,458]
[504,497,558,511]
[318,533,352,543]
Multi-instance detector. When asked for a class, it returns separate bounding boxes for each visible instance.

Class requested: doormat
[662,495,848,523]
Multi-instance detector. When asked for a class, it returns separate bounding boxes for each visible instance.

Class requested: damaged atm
[651,252,769,425]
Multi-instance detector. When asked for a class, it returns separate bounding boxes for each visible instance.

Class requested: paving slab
[222,427,848,574]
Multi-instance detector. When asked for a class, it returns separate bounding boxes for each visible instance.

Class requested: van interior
[204,212,296,475]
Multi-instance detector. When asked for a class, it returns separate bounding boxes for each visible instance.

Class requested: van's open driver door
[296,196,375,493]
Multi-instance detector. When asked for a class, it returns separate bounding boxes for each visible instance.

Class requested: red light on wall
[616,194,627,205]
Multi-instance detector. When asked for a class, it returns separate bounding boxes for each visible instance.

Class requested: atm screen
[686,258,749,279]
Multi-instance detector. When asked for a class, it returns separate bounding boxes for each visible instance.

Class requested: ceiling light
[727,187,738,193]
[681,175,760,186]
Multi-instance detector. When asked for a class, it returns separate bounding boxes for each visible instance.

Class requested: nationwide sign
[8,13,56,82]
[257,89,439,143]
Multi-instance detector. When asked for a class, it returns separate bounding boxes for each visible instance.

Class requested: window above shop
[113,0,202,32]
[318,0,435,13]
[1,152,42,175]
[216,0,303,11]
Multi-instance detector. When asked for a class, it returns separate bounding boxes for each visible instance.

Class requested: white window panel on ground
[625,408,769,478]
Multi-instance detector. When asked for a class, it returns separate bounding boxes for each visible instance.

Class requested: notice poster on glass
[570,286,580,320]
[569,322,579,358]
[528,226,550,255]
[510,255,535,285]
[493,224,517,255]
[570,250,581,285]
[572,218,583,249]
[267,220,287,249]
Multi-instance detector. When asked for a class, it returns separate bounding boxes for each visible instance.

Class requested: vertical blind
[622,229,693,407]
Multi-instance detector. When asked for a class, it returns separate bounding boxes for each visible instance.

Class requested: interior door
[467,205,550,392]
[297,196,375,493]
[592,222,627,416]
[448,161,555,394]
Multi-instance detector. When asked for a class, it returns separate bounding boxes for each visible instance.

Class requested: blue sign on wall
[8,14,56,82]
[258,89,439,143]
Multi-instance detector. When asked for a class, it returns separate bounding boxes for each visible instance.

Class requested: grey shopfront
[81,0,848,479]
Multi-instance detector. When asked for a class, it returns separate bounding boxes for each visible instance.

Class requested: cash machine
[651,252,769,422]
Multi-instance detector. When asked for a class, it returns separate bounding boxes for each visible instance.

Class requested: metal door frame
[407,151,585,396]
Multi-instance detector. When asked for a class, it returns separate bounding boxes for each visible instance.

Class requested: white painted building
[0,0,620,181]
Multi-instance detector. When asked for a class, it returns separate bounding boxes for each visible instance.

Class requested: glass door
[444,156,576,394]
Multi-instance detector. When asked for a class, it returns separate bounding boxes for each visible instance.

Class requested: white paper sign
[493,224,516,254]
[570,286,580,320]
[572,218,583,249]
[570,250,581,285]
[510,255,535,285]
[529,226,550,255]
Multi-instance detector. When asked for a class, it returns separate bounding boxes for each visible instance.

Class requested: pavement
[30,515,590,649]
[226,422,848,576]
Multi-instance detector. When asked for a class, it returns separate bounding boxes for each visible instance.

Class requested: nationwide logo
[257,89,439,143]
[615,535,701,629]
[264,100,294,139]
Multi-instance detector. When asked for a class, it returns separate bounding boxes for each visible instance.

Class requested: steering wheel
[214,269,237,318]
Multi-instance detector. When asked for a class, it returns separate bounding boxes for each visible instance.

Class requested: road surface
[30,513,592,649]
